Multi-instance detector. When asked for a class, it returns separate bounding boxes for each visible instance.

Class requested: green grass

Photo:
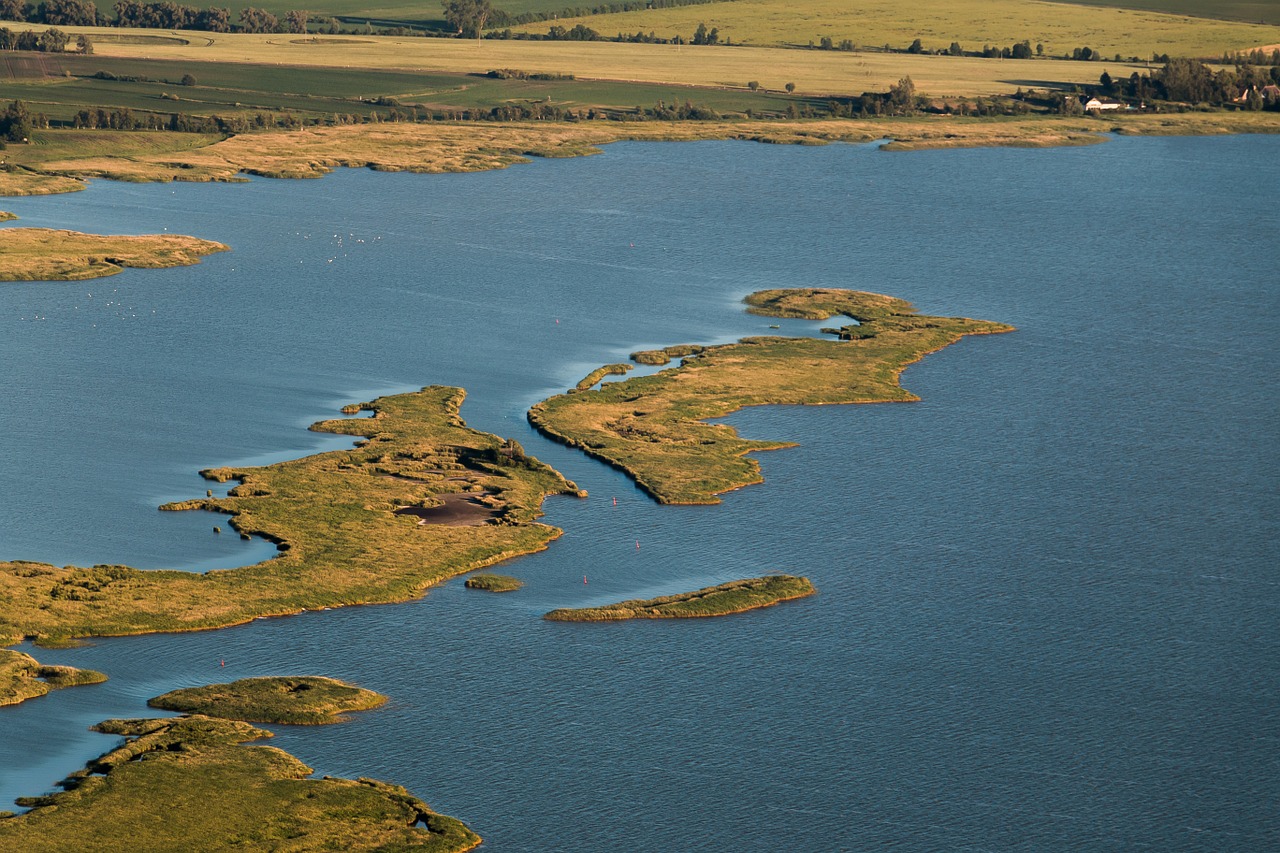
[464,573,524,591]
[529,288,1014,504]
[0,715,481,852]
[545,574,815,620]
[148,676,387,724]
[0,386,583,645]
[0,648,106,707]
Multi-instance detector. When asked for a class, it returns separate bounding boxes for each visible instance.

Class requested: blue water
[1,135,1277,851]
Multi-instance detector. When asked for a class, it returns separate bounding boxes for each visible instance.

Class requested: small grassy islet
[464,573,524,592]
[0,714,480,852]
[545,575,816,621]
[0,648,106,707]
[148,676,386,725]
[0,228,229,281]
[529,288,1013,505]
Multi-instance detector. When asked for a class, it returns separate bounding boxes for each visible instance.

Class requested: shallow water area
[1,136,1277,851]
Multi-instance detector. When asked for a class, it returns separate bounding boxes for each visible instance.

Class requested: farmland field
[0,26,1161,99]
[505,0,1280,57]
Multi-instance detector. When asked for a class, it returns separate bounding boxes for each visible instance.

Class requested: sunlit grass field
[506,0,1280,57]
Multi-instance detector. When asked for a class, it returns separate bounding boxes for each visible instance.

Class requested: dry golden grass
[0,170,85,196]
[0,227,228,280]
[508,0,1280,57]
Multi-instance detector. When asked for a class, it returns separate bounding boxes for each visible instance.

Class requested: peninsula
[529,288,1013,504]
[0,648,106,707]
[0,228,228,281]
[546,575,816,621]
[0,386,582,646]
[0,714,479,851]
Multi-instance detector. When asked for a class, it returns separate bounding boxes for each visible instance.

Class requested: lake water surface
[1,135,1276,851]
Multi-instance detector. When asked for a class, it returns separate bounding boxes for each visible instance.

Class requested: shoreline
[2,113,1277,199]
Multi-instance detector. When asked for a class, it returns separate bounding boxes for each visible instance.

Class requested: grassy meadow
[0,715,481,852]
[529,289,1014,505]
[0,227,227,280]
[545,575,816,620]
[148,676,387,724]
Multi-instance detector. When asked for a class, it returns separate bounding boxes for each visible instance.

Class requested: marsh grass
[0,227,228,281]
[0,386,582,645]
[0,715,481,852]
[148,676,387,724]
[545,575,815,620]
[0,649,106,707]
[529,288,1013,504]
[464,573,524,592]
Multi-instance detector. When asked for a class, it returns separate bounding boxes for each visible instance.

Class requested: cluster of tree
[1221,48,1280,66]
[1123,58,1280,108]
[0,99,44,143]
[814,36,853,51]
[486,68,574,80]
[0,0,329,34]
[479,0,731,30]
[0,26,92,52]
[690,21,718,45]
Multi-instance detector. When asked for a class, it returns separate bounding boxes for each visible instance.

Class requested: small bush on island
[465,573,523,592]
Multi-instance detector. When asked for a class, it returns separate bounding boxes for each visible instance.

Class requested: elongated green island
[546,575,815,621]
[0,648,106,707]
[0,386,582,645]
[149,676,386,725]
[0,714,480,852]
[0,228,229,281]
[530,288,1013,504]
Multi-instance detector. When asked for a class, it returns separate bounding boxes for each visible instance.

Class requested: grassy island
[0,715,480,852]
[0,648,106,707]
[0,228,228,281]
[148,676,386,725]
[546,575,815,621]
[0,386,583,646]
[529,288,1012,504]
[464,574,524,592]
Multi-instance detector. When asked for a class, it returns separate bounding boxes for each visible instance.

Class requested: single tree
[442,0,491,42]
[785,81,795,94]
